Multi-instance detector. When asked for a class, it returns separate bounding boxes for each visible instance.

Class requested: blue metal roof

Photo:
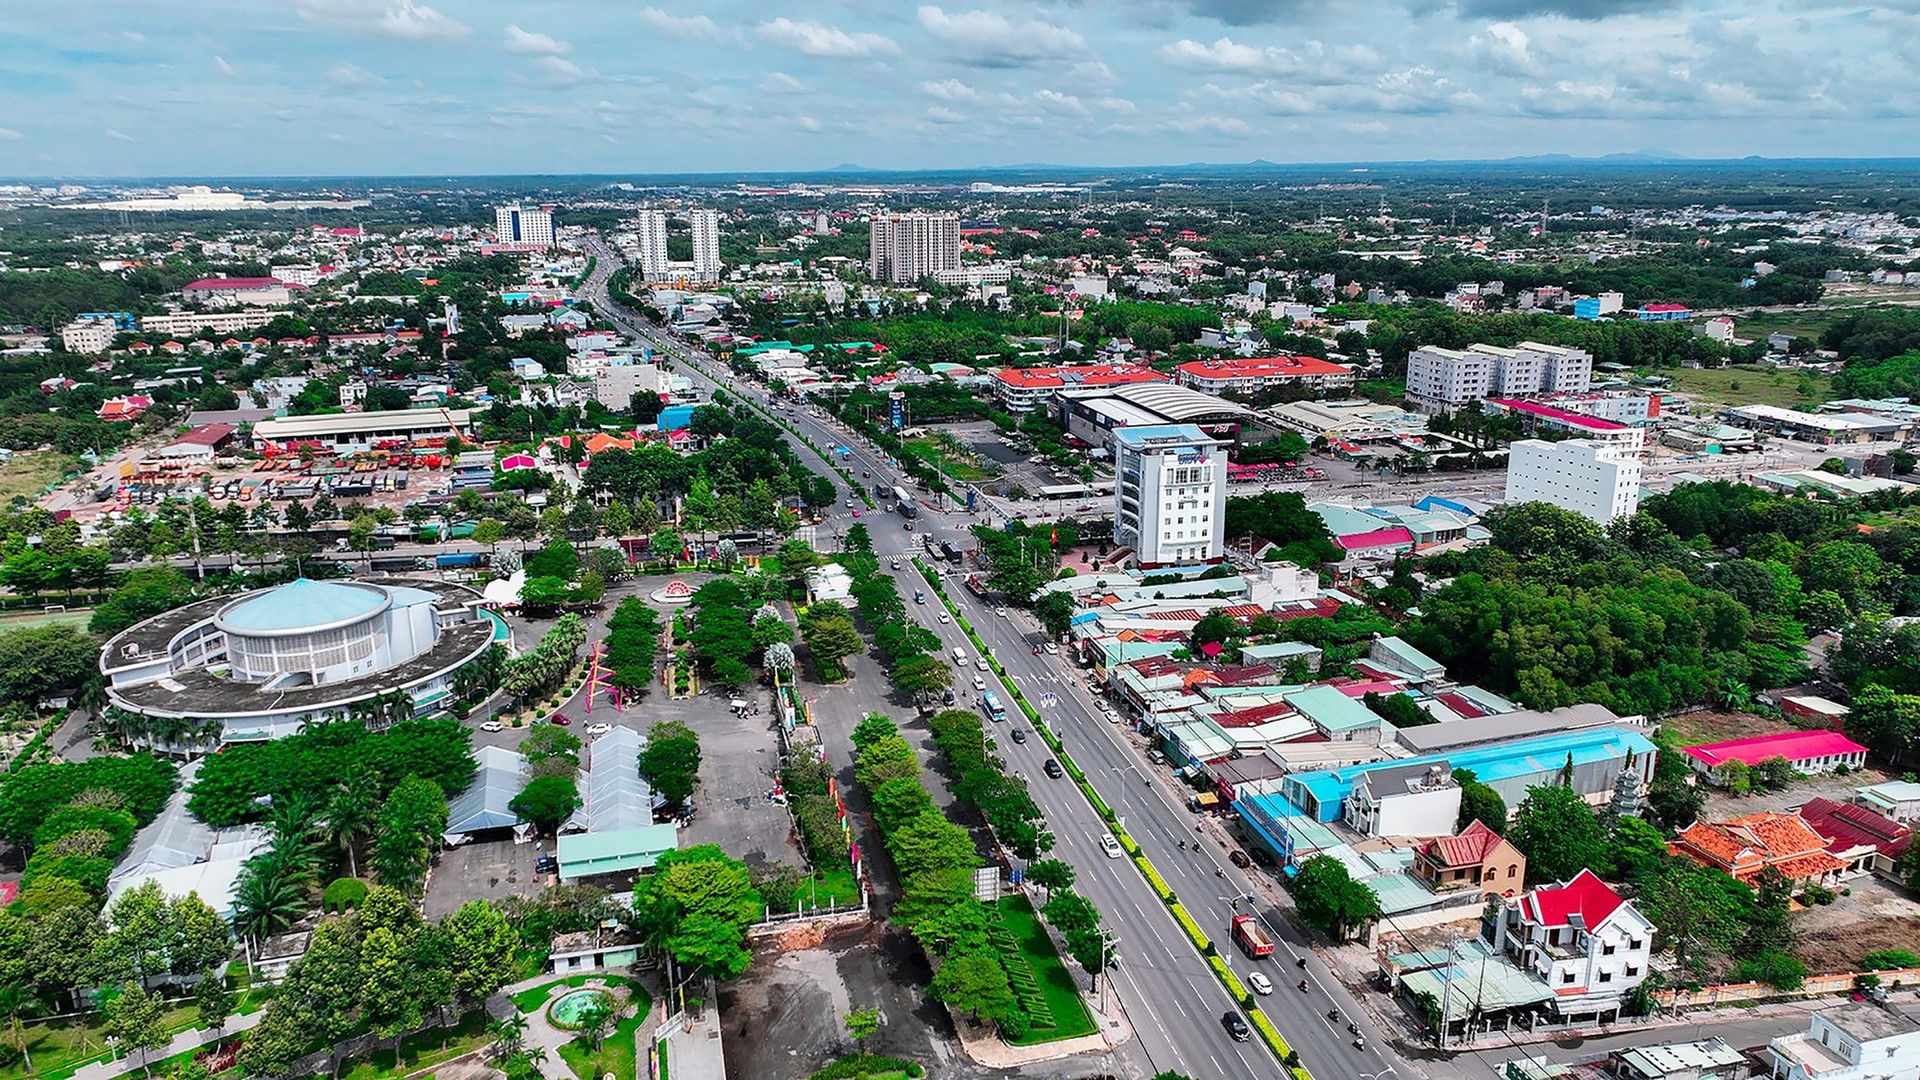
[219,578,387,632]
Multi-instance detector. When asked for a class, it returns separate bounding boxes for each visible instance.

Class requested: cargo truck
[435,552,485,569]
[1232,915,1273,959]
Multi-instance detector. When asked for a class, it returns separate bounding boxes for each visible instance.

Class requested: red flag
[1050,525,1058,546]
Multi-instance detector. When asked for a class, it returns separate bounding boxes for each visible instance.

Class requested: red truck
[965,574,989,598]
[1232,915,1273,959]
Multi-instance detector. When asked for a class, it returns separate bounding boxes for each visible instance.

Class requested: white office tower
[1405,340,1593,412]
[689,209,722,282]
[1113,425,1227,569]
[635,210,670,281]
[868,211,962,284]
[494,203,555,248]
[1505,438,1642,523]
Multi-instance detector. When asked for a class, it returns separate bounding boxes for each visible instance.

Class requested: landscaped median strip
[912,559,1312,1076]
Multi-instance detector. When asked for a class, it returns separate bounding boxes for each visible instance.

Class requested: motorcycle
[1353,1038,1366,1051]
[1298,980,1310,993]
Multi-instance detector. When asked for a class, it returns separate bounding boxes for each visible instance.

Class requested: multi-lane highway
[579,237,1406,1080]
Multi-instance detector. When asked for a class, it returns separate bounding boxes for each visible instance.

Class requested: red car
[549,713,571,726]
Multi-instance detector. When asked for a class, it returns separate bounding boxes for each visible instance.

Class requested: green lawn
[808,864,862,908]
[1663,365,1832,409]
[655,1039,669,1080]
[0,609,92,631]
[901,436,996,483]
[556,1007,649,1080]
[0,1003,200,1080]
[0,452,79,504]
[335,1010,493,1080]
[510,974,639,1015]
[994,895,1098,1046]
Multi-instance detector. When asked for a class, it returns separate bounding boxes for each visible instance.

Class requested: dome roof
[217,578,390,634]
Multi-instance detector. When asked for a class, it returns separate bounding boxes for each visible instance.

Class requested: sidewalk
[654,1008,725,1080]
[71,1010,263,1080]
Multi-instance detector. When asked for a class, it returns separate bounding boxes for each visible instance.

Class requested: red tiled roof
[1521,869,1624,929]
[992,364,1167,390]
[1425,820,1507,869]
[1485,398,1628,432]
[1336,527,1414,551]
[183,276,296,291]
[1670,811,1851,883]
[1435,691,1492,719]
[1800,797,1912,859]
[1177,355,1352,380]
[172,423,235,447]
[1682,730,1867,770]
[1210,701,1297,728]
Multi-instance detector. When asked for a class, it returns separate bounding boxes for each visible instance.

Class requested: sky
[2,0,1917,177]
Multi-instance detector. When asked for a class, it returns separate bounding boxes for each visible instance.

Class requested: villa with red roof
[1488,869,1655,1021]
[1798,796,1912,879]
[98,394,153,421]
[990,363,1167,413]
[1681,730,1867,786]
[181,276,302,307]
[1414,820,1527,899]
[1668,811,1849,891]
[1174,355,1355,396]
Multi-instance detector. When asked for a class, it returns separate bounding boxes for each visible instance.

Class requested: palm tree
[322,780,375,878]
[489,1016,528,1060]
[231,860,307,952]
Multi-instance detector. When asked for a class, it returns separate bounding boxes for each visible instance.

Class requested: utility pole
[1436,930,1459,1048]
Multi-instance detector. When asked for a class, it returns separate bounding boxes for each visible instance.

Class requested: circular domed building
[101,576,498,744]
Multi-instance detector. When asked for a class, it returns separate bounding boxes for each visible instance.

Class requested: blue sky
[1,0,1914,177]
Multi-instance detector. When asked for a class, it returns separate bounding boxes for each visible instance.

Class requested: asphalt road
[581,239,1337,1079]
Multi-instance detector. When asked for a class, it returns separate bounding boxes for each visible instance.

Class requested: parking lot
[940,422,1070,498]
[424,835,543,919]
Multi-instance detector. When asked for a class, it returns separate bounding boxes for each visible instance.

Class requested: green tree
[1291,854,1381,942]
[1635,857,1752,976]
[1736,948,1808,990]
[373,776,448,895]
[843,1006,880,1049]
[638,720,702,809]
[194,971,234,1031]
[359,925,421,1062]
[1453,768,1508,832]
[1507,783,1608,886]
[1605,815,1671,882]
[509,776,582,837]
[628,845,761,980]
[927,951,1016,1025]
[103,982,168,1077]
[1033,591,1075,639]
[1026,858,1075,901]
[441,901,521,1008]
[1744,868,1796,955]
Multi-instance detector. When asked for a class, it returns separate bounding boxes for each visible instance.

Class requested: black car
[534,855,558,874]
[1222,1012,1251,1042]
[1010,728,1028,744]
[1229,850,1252,869]
[1042,758,1064,779]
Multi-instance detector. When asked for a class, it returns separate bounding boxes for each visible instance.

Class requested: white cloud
[326,63,384,88]
[503,25,570,55]
[292,0,471,43]
[916,6,1089,66]
[760,72,806,92]
[926,105,967,124]
[1162,36,1380,82]
[1344,120,1389,133]
[0,128,22,141]
[1161,37,1267,73]
[1469,21,1540,75]
[533,56,587,87]
[920,78,982,102]
[1033,89,1090,116]
[757,17,898,58]
[213,56,239,78]
[639,8,738,43]
[104,129,134,142]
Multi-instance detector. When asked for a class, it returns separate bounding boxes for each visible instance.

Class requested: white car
[938,611,951,624]
[996,608,1008,618]
[1044,642,1059,655]
[973,674,986,691]
[585,723,611,736]
[1100,834,1124,859]
[479,720,503,733]
[1248,972,1274,996]
[976,658,990,672]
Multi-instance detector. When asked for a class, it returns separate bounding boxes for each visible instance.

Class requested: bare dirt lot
[1792,875,1920,974]
[1659,710,1800,747]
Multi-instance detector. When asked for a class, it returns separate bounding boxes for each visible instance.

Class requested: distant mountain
[825,163,875,172]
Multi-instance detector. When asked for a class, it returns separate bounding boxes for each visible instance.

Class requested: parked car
[1229,850,1253,869]
[1045,642,1059,654]
[1042,759,1064,779]
[479,720,503,733]
[585,723,611,736]
[549,713,571,726]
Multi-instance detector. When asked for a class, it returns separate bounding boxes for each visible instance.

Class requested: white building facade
[1113,424,1227,569]
[1405,341,1594,412]
[634,210,670,281]
[495,203,555,248]
[868,211,961,284]
[62,317,118,354]
[1766,1004,1920,1080]
[689,209,722,282]
[1491,870,1657,1024]
[1505,438,1642,523]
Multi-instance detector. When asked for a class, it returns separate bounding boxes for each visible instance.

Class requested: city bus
[981,690,1006,722]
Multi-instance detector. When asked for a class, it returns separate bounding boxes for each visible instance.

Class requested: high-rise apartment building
[1405,341,1592,412]
[634,210,670,281]
[868,211,961,284]
[494,203,555,248]
[1113,424,1227,569]
[1505,438,1641,523]
[689,209,722,282]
